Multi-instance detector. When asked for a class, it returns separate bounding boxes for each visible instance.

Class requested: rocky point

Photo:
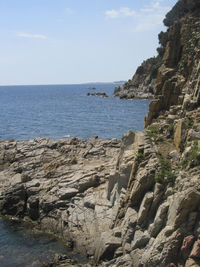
[1,0,200,266]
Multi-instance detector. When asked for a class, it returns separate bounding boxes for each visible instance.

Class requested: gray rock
[58,188,79,200]
[137,192,154,226]
[131,230,150,249]
[94,231,121,262]
[148,202,169,238]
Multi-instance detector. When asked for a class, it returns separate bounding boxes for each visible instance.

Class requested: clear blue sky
[0,0,177,85]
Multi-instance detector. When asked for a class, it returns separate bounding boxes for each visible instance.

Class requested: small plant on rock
[168,123,174,137]
[186,140,200,168]
[135,152,144,165]
[147,124,160,144]
[155,157,177,185]
[185,116,194,129]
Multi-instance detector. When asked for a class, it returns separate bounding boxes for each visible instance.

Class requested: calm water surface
[0,218,85,267]
[0,83,150,140]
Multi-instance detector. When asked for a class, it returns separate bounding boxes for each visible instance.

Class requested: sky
[0,0,177,85]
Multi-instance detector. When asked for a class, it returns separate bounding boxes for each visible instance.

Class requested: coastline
[0,136,122,266]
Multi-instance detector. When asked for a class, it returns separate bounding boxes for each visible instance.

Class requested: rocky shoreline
[113,57,160,100]
[0,137,121,266]
[1,0,200,266]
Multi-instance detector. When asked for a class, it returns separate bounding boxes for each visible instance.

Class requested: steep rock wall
[0,1,200,266]
[145,0,200,126]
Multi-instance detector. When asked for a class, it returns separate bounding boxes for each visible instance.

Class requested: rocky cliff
[113,57,161,99]
[0,0,200,266]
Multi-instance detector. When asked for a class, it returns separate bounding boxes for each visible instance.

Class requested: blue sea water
[0,83,150,141]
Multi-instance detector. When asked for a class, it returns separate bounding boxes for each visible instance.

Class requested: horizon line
[0,81,126,87]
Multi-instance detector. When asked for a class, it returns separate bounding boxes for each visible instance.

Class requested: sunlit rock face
[1,0,200,266]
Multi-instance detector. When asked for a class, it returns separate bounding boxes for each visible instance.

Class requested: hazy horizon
[0,81,125,87]
[0,0,177,85]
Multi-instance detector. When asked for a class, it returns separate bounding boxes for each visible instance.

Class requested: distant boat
[87,86,96,90]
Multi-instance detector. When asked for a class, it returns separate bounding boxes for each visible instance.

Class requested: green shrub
[168,123,174,136]
[188,140,200,168]
[147,124,160,144]
[185,116,194,129]
[155,157,177,185]
[179,140,185,153]
[135,152,144,165]
[181,140,200,169]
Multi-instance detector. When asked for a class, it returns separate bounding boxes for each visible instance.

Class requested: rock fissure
[1,0,200,266]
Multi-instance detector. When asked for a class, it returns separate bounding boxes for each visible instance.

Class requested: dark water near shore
[0,83,150,141]
[0,218,83,267]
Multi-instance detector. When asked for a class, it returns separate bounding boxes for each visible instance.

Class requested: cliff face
[113,57,161,99]
[0,1,200,267]
[145,0,200,126]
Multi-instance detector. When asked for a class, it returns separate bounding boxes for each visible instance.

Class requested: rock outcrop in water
[1,0,200,266]
[87,92,108,98]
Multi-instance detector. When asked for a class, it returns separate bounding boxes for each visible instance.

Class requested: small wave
[63,134,71,138]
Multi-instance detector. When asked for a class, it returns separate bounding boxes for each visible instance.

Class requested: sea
[0,219,86,267]
[0,83,150,141]
[0,82,150,266]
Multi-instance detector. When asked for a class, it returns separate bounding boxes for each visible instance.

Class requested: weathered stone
[169,150,180,161]
[174,119,183,150]
[94,231,121,262]
[167,189,200,228]
[190,237,200,259]
[180,235,195,260]
[137,192,154,226]
[129,157,156,207]
[149,202,169,238]
[58,188,79,200]
[185,258,200,267]
[131,230,150,249]
[113,58,156,100]
[0,184,27,216]
[121,208,137,245]
[27,196,39,220]
[84,195,95,209]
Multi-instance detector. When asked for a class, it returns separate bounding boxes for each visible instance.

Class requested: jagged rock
[121,207,137,245]
[148,202,169,238]
[113,57,159,100]
[101,254,133,267]
[1,1,200,266]
[83,195,95,209]
[131,230,150,249]
[149,183,164,216]
[58,188,79,200]
[87,92,108,98]
[185,258,200,267]
[27,196,39,220]
[94,231,121,262]
[190,237,200,259]
[129,157,156,207]
[167,189,200,228]
[0,184,27,216]
[180,235,195,260]
[137,192,154,226]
